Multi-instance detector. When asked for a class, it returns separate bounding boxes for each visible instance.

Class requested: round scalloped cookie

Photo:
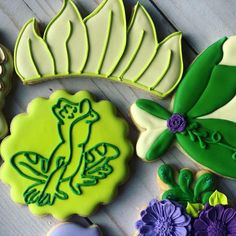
[47,223,102,236]
[0,90,133,219]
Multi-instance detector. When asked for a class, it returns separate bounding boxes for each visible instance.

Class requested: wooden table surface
[1,0,236,235]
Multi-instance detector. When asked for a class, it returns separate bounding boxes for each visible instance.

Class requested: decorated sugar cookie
[14,0,183,98]
[130,36,236,180]
[0,44,13,138]
[135,192,236,236]
[157,164,216,217]
[135,164,235,235]
[135,199,192,236]
[47,222,102,236]
[0,90,133,219]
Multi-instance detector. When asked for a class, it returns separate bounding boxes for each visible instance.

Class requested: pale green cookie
[0,90,133,219]
[14,0,183,98]
[0,44,13,139]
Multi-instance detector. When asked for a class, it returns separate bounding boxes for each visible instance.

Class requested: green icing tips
[157,164,216,207]
[14,0,183,98]
[186,202,204,218]
[0,90,133,219]
[209,190,228,207]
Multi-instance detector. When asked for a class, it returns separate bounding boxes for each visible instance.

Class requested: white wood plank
[153,0,236,52]
[0,0,224,236]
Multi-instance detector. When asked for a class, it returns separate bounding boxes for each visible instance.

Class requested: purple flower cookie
[135,199,191,236]
[193,204,236,236]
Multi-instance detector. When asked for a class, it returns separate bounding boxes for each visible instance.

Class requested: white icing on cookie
[220,36,236,66]
[200,95,236,122]
[130,103,166,159]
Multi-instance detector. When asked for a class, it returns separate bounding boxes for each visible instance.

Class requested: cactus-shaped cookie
[157,164,216,207]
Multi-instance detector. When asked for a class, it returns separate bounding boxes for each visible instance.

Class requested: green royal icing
[131,35,236,180]
[0,90,133,219]
[209,190,228,207]
[158,164,215,207]
[11,98,120,206]
[14,0,183,98]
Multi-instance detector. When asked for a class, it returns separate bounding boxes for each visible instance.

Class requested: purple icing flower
[193,204,236,236]
[167,113,186,133]
[135,199,191,236]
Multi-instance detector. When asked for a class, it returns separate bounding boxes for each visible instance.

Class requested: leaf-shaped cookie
[14,19,55,81]
[112,3,158,80]
[14,0,183,98]
[136,32,183,96]
[44,0,88,74]
[83,0,126,75]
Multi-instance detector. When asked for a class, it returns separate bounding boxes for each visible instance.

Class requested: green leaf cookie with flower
[0,90,133,219]
[131,36,236,180]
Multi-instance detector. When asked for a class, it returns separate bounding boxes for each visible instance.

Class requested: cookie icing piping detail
[130,36,236,179]
[14,0,183,98]
[10,98,120,206]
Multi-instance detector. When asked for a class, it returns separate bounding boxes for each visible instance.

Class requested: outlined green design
[0,45,13,139]
[14,0,183,98]
[158,164,215,207]
[131,36,236,180]
[0,90,133,219]
[11,98,120,206]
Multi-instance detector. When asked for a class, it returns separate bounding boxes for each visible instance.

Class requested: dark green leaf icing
[173,37,227,115]
[136,99,171,120]
[146,129,175,161]
[158,164,215,207]
[131,35,236,180]
[177,119,236,178]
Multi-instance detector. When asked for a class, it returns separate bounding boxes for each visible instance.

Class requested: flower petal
[165,201,176,217]
[227,215,236,233]
[194,218,209,230]
[215,204,225,220]
[174,215,191,226]
[173,226,187,236]
[172,207,182,219]
[195,232,209,236]
[135,220,144,229]
[142,212,157,223]
[207,207,217,222]
[222,208,236,223]
[140,224,154,234]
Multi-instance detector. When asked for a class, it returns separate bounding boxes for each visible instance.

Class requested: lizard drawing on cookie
[11,98,120,206]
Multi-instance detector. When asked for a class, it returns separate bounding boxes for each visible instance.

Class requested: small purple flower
[193,204,236,236]
[167,113,186,133]
[135,199,191,236]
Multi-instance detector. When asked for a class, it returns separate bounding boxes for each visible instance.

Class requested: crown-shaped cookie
[14,0,183,98]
